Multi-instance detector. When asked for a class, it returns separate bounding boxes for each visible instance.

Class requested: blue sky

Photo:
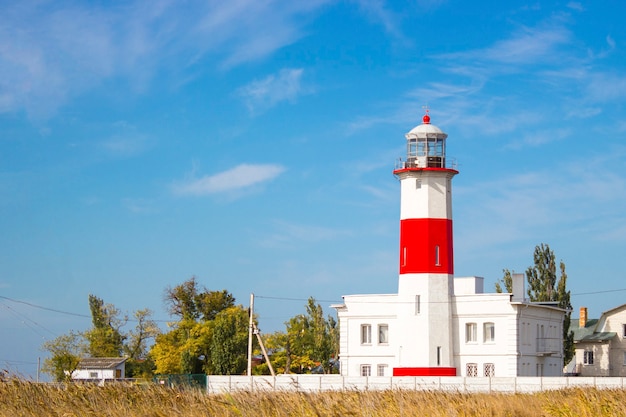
[2,0,626,378]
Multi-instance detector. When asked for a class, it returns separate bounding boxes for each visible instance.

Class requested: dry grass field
[1,379,626,416]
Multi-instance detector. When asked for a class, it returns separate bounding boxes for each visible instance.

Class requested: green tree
[525,243,575,365]
[151,278,241,375]
[494,269,513,293]
[267,297,339,374]
[84,294,126,357]
[207,306,249,375]
[124,308,160,378]
[41,332,84,382]
[164,277,235,322]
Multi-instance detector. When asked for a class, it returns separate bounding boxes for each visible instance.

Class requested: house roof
[576,332,616,343]
[77,357,127,370]
[569,315,617,343]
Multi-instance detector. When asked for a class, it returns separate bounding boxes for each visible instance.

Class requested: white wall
[206,375,626,394]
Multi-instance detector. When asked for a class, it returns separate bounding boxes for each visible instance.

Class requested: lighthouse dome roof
[407,123,445,135]
[406,113,447,138]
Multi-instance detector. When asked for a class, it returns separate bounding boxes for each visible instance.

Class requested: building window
[360,365,371,377]
[484,363,495,377]
[89,372,98,378]
[361,324,372,344]
[437,346,442,366]
[378,324,389,344]
[465,323,477,343]
[415,295,421,315]
[623,351,626,366]
[623,324,626,338]
[434,245,440,266]
[377,364,388,377]
[583,350,594,365]
[466,363,478,377]
[483,322,495,343]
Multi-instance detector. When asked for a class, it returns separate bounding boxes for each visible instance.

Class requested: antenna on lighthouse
[421,105,430,124]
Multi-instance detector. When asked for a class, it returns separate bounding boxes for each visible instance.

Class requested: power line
[0,301,56,339]
[0,296,91,319]
[0,295,172,323]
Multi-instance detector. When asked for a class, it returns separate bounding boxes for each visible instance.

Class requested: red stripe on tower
[399,218,453,274]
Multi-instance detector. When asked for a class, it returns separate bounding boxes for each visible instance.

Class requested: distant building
[333,113,566,378]
[72,357,127,383]
[567,305,626,376]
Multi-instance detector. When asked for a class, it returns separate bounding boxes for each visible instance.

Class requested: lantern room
[404,112,448,169]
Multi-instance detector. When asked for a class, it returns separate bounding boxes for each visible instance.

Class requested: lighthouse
[392,110,458,376]
[333,112,567,379]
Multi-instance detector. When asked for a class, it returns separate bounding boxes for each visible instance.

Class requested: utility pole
[254,323,275,377]
[247,293,254,376]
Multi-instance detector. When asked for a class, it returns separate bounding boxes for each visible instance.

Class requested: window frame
[361,324,372,345]
[483,322,495,343]
[484,363,495,377]
[583,350,594,365]
[360,364,371,377]
[377,364,388,377]
[378,324,389,345]
[465,322,477,343]
[466,363,478,377]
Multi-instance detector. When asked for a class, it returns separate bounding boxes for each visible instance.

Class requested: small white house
[567,304,626,376]
[333,114,566,378]
[72,357,127,383]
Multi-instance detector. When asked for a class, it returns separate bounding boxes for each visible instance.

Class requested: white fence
[206,375,626,394]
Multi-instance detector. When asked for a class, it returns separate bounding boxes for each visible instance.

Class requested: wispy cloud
[172,163,286,196]
[439,20,572,66]
[259,220,351,248]
[237,68,309,114]
[0,1,329,119]
[456,149,626,254]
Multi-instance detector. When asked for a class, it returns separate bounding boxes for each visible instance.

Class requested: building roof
[569,316,617,343]
[77,357,127,370]
[407,123,446,136]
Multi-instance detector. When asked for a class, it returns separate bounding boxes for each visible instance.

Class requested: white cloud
[237,68,309,114]
[259,220,351,248]
[0,1,329,119]
[586,72,626,102]
[443,24,572,66]
[172,163,286,196]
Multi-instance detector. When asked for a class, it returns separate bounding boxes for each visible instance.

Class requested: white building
[72,357,127,383]
[333,113,566,378]
[567,305,626,377]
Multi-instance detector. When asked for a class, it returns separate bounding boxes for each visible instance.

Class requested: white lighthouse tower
[392,110,458,376]
[334,112,567,379]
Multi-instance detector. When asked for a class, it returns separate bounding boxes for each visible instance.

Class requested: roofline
[600,302,626,316]
[393,167,459,176]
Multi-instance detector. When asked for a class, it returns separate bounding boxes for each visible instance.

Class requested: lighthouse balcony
[395,157,457,170]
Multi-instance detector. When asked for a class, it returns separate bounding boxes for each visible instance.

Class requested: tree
[525,243,575,365]
[152,278,241,375]
[84,294,126,357]
[494,269,513,293]
[266,297,339,374]
[124,309,160,378]
[207,306,249,375]
[41,332,84,382]
[164,277,235,322]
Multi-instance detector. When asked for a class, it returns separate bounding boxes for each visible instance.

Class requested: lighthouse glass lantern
[405,112,447,168]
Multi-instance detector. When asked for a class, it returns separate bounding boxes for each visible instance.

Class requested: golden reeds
[2,379,626,417]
